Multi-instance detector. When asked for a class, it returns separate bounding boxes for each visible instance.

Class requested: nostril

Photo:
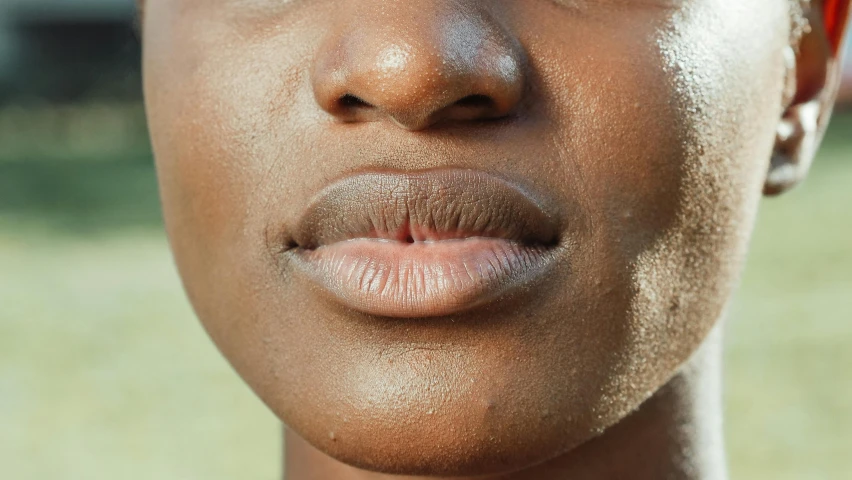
[454,94,494,109]
[338,94,372,110]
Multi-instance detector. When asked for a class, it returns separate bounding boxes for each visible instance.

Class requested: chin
[265,332,656,478]
[287,400,592,477]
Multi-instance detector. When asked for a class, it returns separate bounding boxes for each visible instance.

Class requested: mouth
[284,168,563,318]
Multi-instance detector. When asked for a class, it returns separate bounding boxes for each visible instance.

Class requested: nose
[311,1,527,131]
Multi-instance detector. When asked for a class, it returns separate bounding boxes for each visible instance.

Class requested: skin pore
[139,1,850,479]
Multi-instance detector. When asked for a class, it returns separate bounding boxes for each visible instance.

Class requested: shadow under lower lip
[293,238,557,318]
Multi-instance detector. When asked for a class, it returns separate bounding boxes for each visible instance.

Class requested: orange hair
[824,0,851,53]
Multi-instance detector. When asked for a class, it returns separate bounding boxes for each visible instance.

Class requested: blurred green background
[0,4,850,480]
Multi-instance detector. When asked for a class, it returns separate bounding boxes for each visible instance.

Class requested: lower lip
[293,238,557,318]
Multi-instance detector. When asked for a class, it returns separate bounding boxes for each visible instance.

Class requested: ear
[765,0,851,195]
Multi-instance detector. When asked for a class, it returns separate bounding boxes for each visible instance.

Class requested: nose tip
[311,7,526,131]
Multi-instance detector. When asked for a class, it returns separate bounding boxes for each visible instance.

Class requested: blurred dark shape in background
[0,0,139,103]
[0,0,154,231]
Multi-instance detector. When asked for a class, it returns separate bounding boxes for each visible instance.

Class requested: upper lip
[288,168,560,249]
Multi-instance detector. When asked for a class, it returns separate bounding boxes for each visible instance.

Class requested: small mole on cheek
[669,298,681,313]
[329,431,337,441]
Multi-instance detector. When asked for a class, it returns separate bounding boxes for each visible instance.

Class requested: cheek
[143,4,323,319]
[625,2,789,356]
[529,1,788,400]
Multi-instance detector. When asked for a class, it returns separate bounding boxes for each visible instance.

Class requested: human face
[143,0,803,476]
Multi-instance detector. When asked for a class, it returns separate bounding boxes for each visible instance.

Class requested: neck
[283,326,727,480]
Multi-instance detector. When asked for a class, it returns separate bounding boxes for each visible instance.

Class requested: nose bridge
[311,0,526,130]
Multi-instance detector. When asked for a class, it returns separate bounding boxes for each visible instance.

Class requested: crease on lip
[295,238,559,318]
[285,168,561,251]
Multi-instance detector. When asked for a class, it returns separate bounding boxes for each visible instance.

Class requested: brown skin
[141,1,850,479]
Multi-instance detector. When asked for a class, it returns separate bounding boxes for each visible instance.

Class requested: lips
[284,169,563,318]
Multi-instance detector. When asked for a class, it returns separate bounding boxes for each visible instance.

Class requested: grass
[725,113,852,480]
[1,113,851,479]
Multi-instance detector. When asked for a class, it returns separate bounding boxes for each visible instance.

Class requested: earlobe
[765,1,850,196]
[765,100,821,195]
